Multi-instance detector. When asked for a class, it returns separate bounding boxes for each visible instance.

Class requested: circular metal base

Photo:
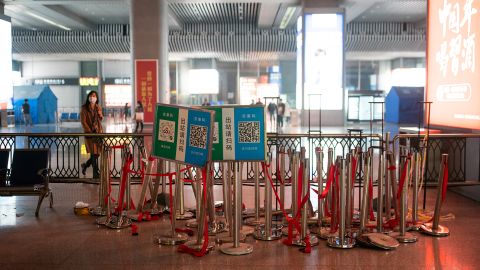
[327,236,356,249]
[89,206,107,216]
[104,215,132,229]
[420,223,450,237]
[291,235,319,247]
[185,219,198,228]
[176,211,194,220]
[95,216,108,225]
[244,217,263,226]
[281,226,298,237]
[309,226,333,240]
[365,233,400,250]
[156,232,189,245]
[215,231,246,244]
[253,224,283,241]
[241,226,255,236]
[208,220,227,235]
[183,240,215,252]
[389,231,418,243]
[356,234,376,248]
[220,243,253,256]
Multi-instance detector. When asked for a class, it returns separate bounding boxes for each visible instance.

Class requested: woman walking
[80,91,104,178]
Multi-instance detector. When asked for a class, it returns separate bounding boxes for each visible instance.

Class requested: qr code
[238,121,260,143]
[189,125,207,149]
[213,122,219,144]
[158,119,175,143]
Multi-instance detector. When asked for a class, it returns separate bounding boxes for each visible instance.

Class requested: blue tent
[13,85,58,124]
[385,86,424,124]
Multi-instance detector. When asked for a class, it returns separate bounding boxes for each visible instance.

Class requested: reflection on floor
[0,183,478,269]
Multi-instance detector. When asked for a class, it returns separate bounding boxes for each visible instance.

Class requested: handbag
[135,112,144,121]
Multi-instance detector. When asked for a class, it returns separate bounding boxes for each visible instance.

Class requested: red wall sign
[135,59,158,123]
[427,0,480,130]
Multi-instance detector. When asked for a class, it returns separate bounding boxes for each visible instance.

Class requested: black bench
[0,149,53,217]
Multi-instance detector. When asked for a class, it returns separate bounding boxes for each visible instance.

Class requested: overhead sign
[79,77,99,86]
[135,59,158,123]
[207,105,266,161]
[153,104,214,167]
[427,0,480,130]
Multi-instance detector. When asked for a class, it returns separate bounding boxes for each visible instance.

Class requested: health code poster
[153,104,213,167]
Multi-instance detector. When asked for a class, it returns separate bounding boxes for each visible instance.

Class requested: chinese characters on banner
[427,0,480,129]
[135,59,158,123]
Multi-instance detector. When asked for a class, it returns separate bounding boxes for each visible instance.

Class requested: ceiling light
[279,7,296,29]
[25,11,71,31]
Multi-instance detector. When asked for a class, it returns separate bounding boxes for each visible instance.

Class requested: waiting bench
[0,149,53,217]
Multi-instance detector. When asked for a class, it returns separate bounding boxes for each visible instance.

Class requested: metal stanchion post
[384,132,391,220]
[360,151,371,233]
[420,154,450,237]
[293,157,319,247]
[327,158,355,248]
[311,147,326,237]
[279,147,286,224]
[185,167,199,228]
[90,145,109,216]
[220,161,253,255]
[346,152,354,236]
[245,162,262,226]
[218,162,247,243]
[254,154,283,240]
[411,152,421,230]
[184,164,214,251]
[390,156,417,243]
[376,152,384,233]
[156,163,189,245]
[176,165,193,220]
[387,152,399,218]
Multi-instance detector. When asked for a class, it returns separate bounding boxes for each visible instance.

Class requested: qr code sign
[158,119,175,143]
[189,125,207,149]
[238,121,260,143]
[213,122,219,144]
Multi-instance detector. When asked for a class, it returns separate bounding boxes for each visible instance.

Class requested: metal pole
[420,154,449,237]
[384,132,391,219]
[222,162,232,233]
[300,158,309,239]
[360,151,370,233]
[280,147,286,223]
[412,152,420,226]
[346,152,352,231]
[376,152,384,233]
[316,148,324,228]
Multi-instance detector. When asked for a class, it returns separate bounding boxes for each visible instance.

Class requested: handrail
[392,133,480,150]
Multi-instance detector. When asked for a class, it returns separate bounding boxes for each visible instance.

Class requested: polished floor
[0,182,479,270]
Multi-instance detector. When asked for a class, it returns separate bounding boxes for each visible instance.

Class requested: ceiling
[2,0,427,61]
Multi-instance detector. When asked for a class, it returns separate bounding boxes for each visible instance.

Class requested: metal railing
[1,132,478,185]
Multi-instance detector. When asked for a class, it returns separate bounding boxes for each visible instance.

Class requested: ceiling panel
[353,1,426,22]
[169,3,260,25]
[48,2,129,25]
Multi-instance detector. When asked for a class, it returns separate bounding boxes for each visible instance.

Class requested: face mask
[89,97,97,104]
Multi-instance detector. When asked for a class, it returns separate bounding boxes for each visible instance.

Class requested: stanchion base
[241,226,255,236]
[365,233,400,250]
[389,232,418,243]
[89,206,107,216]
[220,243,253,256]
[420,223,450,237]
[176,211,194,220]
[253,224,283,241]
[95,216,109,225]
[104,215,132,229]
[291,235,319,247]
[327,236,356,249]
[215,232,246,244]
[243,208,264,218]
[183,240,215,252]
[244,217,263,226]
[356,234,376,248]
[185,219,198,228]
[309,226,334,240]
[282,227,298,237]
[208,220,227,235]
[156,232,189,245]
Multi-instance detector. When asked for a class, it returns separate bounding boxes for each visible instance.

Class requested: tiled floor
[0,182,478,270]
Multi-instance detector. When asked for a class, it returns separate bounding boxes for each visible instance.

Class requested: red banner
[135,59,158,123]
[427,0,480,130]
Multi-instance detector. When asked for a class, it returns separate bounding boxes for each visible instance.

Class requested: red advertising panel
[427,0,480,130]
[135,59,158,123]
